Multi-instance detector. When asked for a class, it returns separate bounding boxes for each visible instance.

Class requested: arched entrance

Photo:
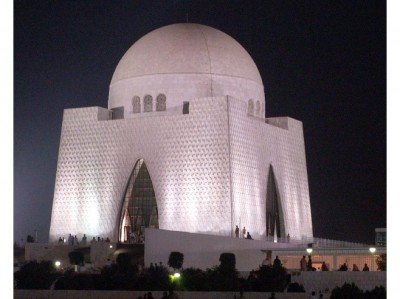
[266,165,284,241]
[119,159,158,243]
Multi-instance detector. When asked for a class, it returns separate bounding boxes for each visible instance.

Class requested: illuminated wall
[49,96,313,242]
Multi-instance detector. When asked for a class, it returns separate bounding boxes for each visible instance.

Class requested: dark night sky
[14,0,386,245]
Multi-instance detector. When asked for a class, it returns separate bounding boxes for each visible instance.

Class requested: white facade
[49,23,313,243]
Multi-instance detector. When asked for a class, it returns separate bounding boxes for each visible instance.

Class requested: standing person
[235,225,239,238]
[362,263,370,271]
[321,261,329,271]
[262,255,271,267]
[242,226,246,238]
[352,264,360,271]
[307,255,313,271]
[300,256,307,271]
[273,256,282,268]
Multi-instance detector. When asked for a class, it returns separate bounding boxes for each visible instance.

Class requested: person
[286,233,290,242]
[307,255,313,271]
[74,235,79,245]
[58,237,63,244]
[352,264,360,271]
[237,290,246,299]
[235,225,239,238]
[147,292,154,299]
[246,232,253,239]
[319,294,324,298]
[81,234,87,245]
[91,237,96,243]
[300,256,307,271]
[262,255,271,267]
[268,292,277,299]
[321,261,329,271]
[362,263,370,271]
[309,291,317,299]
[242,226,246,238]
[339,263,348,271]
[273,256,282,268]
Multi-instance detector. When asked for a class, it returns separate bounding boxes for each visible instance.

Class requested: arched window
[132,96,141,113]
[256,100,261,116]
[144,95,153,112]
[119,159,158,243]
[266,165,284,240]
[156,94,166,111]
[248,99,254,116]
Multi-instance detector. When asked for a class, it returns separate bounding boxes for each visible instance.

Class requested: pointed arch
[119,159,158,242]
[266,165,284,239]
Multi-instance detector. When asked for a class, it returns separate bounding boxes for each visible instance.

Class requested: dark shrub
[180,267,208,291]
[287,282,305,292]
[364,285,386,299]
[330,282,364,299]
[254,265,289,292]
[14,261,58,289]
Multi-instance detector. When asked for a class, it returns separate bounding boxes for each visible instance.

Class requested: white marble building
[49,23,313,243]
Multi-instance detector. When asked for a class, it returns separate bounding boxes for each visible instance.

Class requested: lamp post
[306,245,313,271]
[369,247,376,271]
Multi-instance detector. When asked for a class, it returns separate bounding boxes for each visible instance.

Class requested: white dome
[108,23,264,112]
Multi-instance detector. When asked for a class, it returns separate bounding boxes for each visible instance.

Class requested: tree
[168,252,184,270]
[219,252,236,271]
[376,254,386,271]
[14,261,58,289]
[68,251,84,266]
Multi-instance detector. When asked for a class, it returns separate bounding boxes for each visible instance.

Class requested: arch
[144,95,153,112]
[119,159,158,243]
[266,165,284,240]
[248,99,254,116]
[132,96,141,113]
[156,94,167,111]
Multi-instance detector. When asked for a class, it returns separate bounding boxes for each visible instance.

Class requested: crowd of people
[57,234,111,245]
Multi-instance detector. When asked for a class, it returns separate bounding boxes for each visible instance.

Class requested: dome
[108,23,264,114]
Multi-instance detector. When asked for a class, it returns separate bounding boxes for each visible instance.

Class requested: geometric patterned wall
[228,96,313,240]
[49,96,313,242]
